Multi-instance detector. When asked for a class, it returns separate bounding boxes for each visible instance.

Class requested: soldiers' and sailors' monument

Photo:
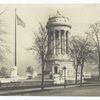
[46,12,75,84]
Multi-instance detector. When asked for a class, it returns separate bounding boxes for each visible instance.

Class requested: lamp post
[63,66,66,88]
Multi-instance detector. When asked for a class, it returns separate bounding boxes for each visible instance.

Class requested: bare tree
[30,23,48,90]
[79,37,93,86]
[69,36,81,84]
[69,36,93,86]
[86,22,100,78]
[0,9,10,66]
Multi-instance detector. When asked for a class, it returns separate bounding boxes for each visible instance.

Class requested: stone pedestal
[10,66,18,78]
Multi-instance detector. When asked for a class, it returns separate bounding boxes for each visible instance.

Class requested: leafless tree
[79,37,93,86]
[69,36,93,86]
[86,22,100,78]
[69,36,81,84]
[30,23,48,90]
[0,9,10,66]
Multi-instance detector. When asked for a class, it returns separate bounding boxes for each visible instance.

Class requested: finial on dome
[56,10,62,17]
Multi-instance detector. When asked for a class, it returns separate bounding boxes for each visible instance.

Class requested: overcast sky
[0,4,100,75]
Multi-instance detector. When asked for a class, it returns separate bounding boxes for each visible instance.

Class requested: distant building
[46,12,75,84]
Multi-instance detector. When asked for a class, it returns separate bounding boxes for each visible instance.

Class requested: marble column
[66,31,68,54]
[48,31,50,55]
[53,31,55,55]
[61,30,62,54]
[50,32,53,55]
[50,33,52,55]
[58,30,61,54]
[61,30,64,54]
[64,30,66,55]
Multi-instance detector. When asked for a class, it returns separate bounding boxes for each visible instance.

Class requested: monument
[46,11,75,84]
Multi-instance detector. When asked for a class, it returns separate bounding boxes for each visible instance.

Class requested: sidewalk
[0,84,78,95]
[1,83,100,95]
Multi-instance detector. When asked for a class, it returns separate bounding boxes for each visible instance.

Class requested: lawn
[9,85,100,96]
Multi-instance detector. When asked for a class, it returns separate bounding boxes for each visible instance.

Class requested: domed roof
[46,11,71,29]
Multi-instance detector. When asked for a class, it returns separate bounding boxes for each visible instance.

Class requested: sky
[0,4,100,75]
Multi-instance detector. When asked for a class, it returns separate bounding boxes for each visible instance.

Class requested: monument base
[10,66,18,78]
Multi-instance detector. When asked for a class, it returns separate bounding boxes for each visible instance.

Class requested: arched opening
[54,66,58,74]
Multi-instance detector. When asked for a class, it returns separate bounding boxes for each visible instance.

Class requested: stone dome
[46,11,71,29]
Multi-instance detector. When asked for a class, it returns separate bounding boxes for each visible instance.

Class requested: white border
[0,0,100,100]
[1,96,100,100]
[0,0,100,4]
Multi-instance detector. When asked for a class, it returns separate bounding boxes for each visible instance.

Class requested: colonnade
[48,30,68,55]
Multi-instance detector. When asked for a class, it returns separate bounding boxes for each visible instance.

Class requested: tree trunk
[99,52,100,79]
[75,68,78,84]
[80,62,84,87]
[41,61,45,91]
[80,67,83,87]
[74,61,78,84]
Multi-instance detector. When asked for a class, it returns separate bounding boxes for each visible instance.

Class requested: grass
[10,85,100,96]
